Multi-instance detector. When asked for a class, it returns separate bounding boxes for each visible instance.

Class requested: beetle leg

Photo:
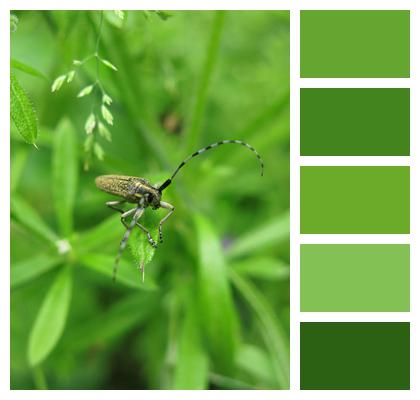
[113,207,144,283]
[158,202,175,243]
[135,221,158,248]
[106,200,135,228]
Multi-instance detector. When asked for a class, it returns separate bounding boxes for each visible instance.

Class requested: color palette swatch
[299,9,411,391]
[300,245,410,312]
[300,166,410,234]
[300,322,410,390]
[300,10,410,78]
[300,88,410,156]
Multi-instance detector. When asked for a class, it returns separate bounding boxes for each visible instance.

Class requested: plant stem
[32,365,48,390]
[185,11,226,151]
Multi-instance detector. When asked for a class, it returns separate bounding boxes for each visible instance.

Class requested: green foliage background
[10,10,290,389]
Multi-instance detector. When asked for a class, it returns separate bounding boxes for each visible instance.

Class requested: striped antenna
[158,140,264,192]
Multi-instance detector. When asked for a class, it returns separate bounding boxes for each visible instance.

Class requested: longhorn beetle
[95,140,264,282]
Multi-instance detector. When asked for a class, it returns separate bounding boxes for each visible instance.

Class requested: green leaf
[11,59,46,80]
[235,343,277,388]
[98,121,112,141]
[231,257,289,281]
[229,270,289,388]
[11,195,59,246]
[227,213,289,259]
[52,119,78,236]
[51,74,66,92]
[84,112,96,134]
[80,253,157,290]
[194,214,238,373]
[11,253,62,288]
[102,93,112,105]
[83,134,94,152]
[64,293,157,352]
[28,265,73,366]
[76,214,121,252]
[100,58,118,71]
[128,210,160,273]
[93,142,105,160]
[173,289,209,389]
[77,84,94,98]
[101,105,113,125]
[10,146,29,193]
[66,70,76,83]
[10,71,38,145]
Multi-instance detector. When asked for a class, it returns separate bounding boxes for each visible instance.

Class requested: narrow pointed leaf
[100,58,118,71]
[229,270,289,388]
[194,214,238,373]
[77,84,94,98]
[51,74,66,92]
[28,265,72,366]
[11,195,59,245]
[10,71,38,145]
[173,289,209,389]
[12,253,62,288]
[52,119,78,236]
[11,59,46,79]
[84,113,96,134]
[227,213,289,259]
[101,105,113,125]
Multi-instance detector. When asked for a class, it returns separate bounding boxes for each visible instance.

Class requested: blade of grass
[52,119,78,237]
[11,195,59,246]
[185,11,226,151]
[194,214,238,374]
[11,253,62,288]
[173,287,209,389]
[231,257,289,281]
[227,213,289,259]
[229,269,289,389]
[11,59,47,80]
[28,265,73,367]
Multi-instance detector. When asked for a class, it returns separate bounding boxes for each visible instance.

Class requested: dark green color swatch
[300,167,410,234]
[300,10,410,77]
[300,244,410,312]
[300,322,410,390]
[300,89,410,156]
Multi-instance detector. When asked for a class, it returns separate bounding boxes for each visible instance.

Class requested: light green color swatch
[301,244,410,312]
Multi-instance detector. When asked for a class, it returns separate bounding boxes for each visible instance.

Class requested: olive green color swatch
[300,89,410,156]
[300,167,410,234]
[300,10,410,77]
[300,244,410,312]
[300,322,410,390]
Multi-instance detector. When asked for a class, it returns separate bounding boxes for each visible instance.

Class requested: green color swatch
[300,89,410,156]
[300,322,410,390]
[300,167,410,234]
[300,11,410,77]
[300,244,410,312]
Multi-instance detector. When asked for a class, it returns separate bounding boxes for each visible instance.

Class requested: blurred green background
[10,10,290,389]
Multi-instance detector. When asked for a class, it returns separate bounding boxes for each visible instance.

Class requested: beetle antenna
[158,140,263,192]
